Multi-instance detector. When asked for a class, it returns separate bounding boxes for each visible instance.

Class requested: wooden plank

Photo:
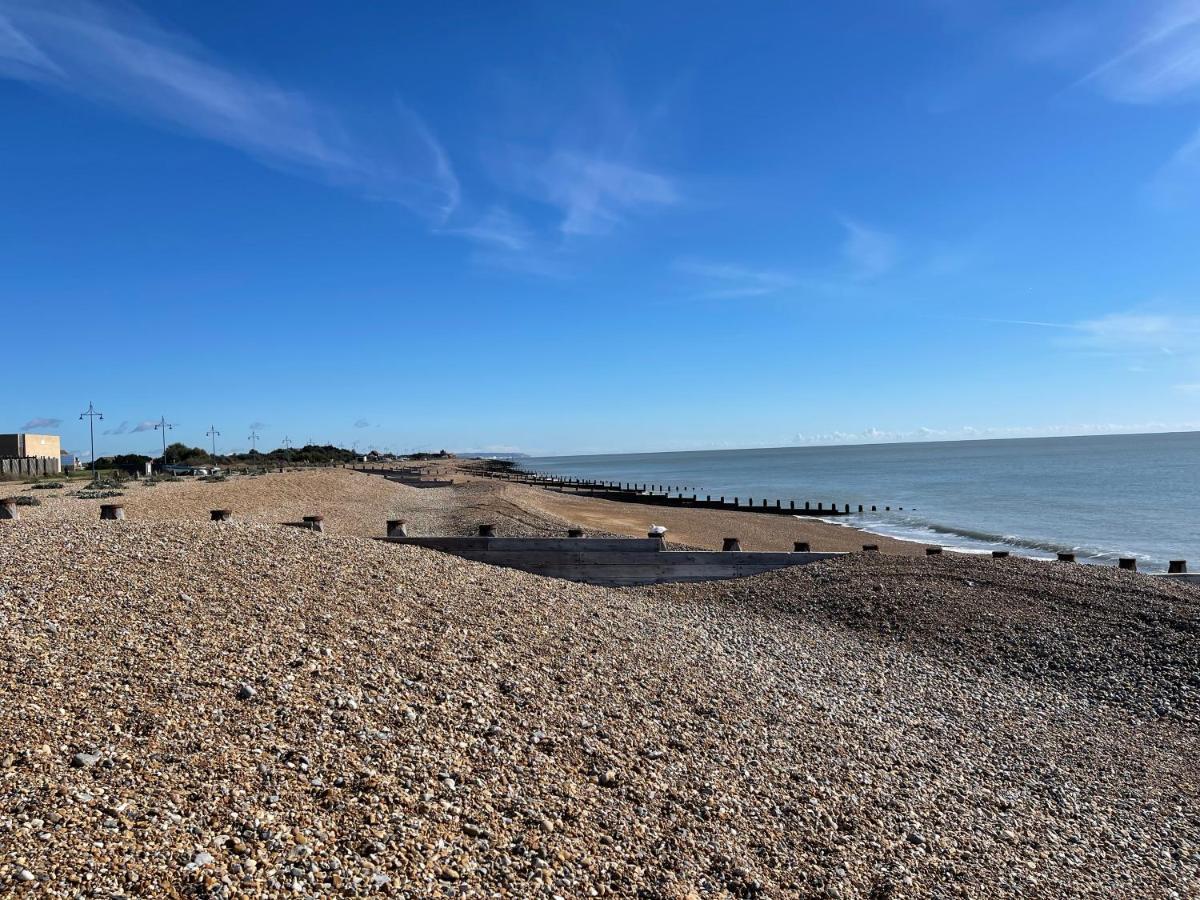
[385,537,666,552]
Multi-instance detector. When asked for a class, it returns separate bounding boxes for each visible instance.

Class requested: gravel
[1,483,1197,896]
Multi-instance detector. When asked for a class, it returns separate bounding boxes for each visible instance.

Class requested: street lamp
[79,401,103,479]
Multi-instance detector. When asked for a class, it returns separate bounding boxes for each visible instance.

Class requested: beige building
[0,433,62,459]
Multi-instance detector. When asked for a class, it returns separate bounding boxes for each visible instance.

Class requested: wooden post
[863,544,879,552]
[1168,560,1188,574]
[210,509,232,521]
[858,505,863,512]
[567,527,585,538]
[1057,552,1076,563]
[816,502,822,511]
[926,547,943,555]
[844,504,850,513]
[1118,558,1136,571]
[734,497,739,506]
[805,501,810,510]
[478,523,496,537]
[0,498,18,520]
[303,515,324,533]
[793,541,810,552]
[387,519,408,538]
[789,500,795,510]
[722,537,742,552]
[871,505,876,512]
[992,550,1010,558]
[99,504,125,520]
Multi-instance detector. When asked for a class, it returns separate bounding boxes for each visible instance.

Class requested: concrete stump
[303,515,324,533]
[1057,552,1076,563]
[387,519,408,538]
[721,537,742,552]
[1118,558,1137,571]
[793,541,810,552]
[992,550,1010,558]
[567,527,585,538]
[99,504,125,521]
[478,523,496,537]
[0,498,19,520]
[862,544,880,552]
[1169,560,1188,574]
[926,547,943,555]
[211,509,232,522]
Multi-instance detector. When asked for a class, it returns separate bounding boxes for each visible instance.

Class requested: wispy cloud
[353,418,370,429]
[0,0,458,221]
[839,217,899,279]
[22,416,61,429]
[536,152,677,237]
[446,207,534,252]
[1073,2,1200,104]
[1071,311,1200,355]
[249,420,267,431]
[102,420,129,436]
[674,259,798,299]
[131,420,157,433]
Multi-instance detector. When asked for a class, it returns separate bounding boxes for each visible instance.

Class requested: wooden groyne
[467,465,906,518]
[379,530,843,586]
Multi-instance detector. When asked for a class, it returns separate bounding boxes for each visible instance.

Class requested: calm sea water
[525,432,1200,572]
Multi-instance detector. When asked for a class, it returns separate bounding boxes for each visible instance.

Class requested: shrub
[31,481,65,490]
[14,495,41,506]
[74,489,124,500]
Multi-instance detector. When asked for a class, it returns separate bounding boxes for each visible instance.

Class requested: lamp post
[79,401,103,479]
[154,415,175,467]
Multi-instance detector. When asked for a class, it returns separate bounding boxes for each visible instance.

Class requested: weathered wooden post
[793,541,810,552]
[805,501,810,510]
[1118,558,1137,571]
[303,515,324,533]
[1057,552,1076,563]
[100,504,125,520]
[0,498,18,520]
[863,544,880,552]
[871,505,877,512]
[858,505,863,512]
[816,502,823,512]
[210,509,232,522]
[789,500,795,510]
[844,504,850,513]
[722,537,742,552]
[734,497,739,506]
[1168,560,1188,574]
[387,519,408,538]
[926,547,943,555]
[992,550,1010,558]
[478,523,496,537]
[567,527,585,538]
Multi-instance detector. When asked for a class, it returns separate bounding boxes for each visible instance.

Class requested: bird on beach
[649,525,667,535]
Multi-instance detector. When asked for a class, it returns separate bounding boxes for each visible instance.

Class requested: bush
[201,474,228,482]
[87,477,122,490]
[31,481,65,490]
[14,495,41,506]
[74,489,124,500]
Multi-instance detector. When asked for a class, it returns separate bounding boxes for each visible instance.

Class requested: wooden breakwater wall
[380,533,843,586]
[467,466,906,518]
[354,466,454,488]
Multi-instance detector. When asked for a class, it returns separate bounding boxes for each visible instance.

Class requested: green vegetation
[74,489,124,500]
[13,495,41,506]
[30,481,65,490]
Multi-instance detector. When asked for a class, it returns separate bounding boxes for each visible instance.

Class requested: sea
[524,431,1200,573]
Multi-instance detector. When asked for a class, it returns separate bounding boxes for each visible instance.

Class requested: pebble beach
[1,468,1197,897]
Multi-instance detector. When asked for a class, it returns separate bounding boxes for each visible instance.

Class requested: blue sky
[2,0,1200,457]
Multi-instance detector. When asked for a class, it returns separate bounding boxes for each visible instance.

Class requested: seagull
[649,524,667,535]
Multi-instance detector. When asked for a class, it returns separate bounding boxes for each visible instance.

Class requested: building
[0,432,63,476]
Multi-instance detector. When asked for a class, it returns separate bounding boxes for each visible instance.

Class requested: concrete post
[210,509,232,522]
[567,527,585,538]
[478,523,496,537]
[863,544,880,552]
[303,515,324,533]
[992,550,1010,558]
[0,498,18,520]
[721,537,742,552]
[1118,558,1137,571]
[1057,552,1076,563]
[99,504,125,520]
[387,519,408,538]
[793,541,810,552]
[1169,560,1188,574]
[144,461,153,477]
[926,547,942,555]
